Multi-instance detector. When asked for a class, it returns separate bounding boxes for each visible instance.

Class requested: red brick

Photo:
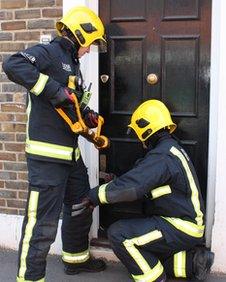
[2,83,26,93]
[0,133,15,142]
[0,33,13,41]
[1,21,26,31]
[18,172,28,181]
[18,209,25,215]
[15,31,40,41]
[0,94,14,103]
[1,0,26,9]
[0,181,4,188]
[18,153,26,162]
[0,11,13,21]
[0,113,14,122]
[1,103,25,113]
[0,208,18,215]
[14,93,26,103]
[4,143,25,152]
[28,19,54,29]
[28,0,55,8]
[16,133,26,142]
[7,199,26,209]
[42,8,62,18]
[0,72,9,83]
[15,9,41,19]
[0,189,17,198]
[5,181,28,190]
[18,191,28,199]
[4,162,27,172]
[1,123,26,132]
[15,114,27,123]
[0,42,25,52]
[0,152,16,161]
[0,199,6,206]
[0,171,17,180]
[56,0,63,6]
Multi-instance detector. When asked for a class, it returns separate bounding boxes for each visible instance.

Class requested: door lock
[100,74,109,83]
[146,73,158,85]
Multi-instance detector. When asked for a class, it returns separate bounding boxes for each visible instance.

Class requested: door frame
[63,0,224,251]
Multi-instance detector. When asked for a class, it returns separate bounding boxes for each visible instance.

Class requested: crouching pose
[83,100,214,282]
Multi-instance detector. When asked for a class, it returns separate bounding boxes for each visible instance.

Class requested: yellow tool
[56,76,109,149]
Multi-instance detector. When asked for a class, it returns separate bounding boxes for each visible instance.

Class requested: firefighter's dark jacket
[89,133,205,239]
[3,37,82,163]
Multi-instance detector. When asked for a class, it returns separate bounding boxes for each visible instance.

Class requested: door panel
[99,0,211,236]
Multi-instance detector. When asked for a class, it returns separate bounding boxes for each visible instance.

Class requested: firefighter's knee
[108,220,125,245]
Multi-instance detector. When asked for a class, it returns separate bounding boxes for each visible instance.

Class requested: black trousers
[108,217,203,282]
[17,157,92,281]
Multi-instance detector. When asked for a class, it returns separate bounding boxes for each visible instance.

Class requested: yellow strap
[98,183,109,204]
[30,73,49,96]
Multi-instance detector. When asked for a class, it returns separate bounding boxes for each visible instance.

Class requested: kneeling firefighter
[83,100,214,282]
[3,6,107,282]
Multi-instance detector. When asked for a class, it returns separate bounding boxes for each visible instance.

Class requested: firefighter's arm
[88,154,171,206]
[2,46,76,107]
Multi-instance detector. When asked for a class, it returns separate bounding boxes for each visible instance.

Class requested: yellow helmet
[56,6,106,52]
[128,100,177,142]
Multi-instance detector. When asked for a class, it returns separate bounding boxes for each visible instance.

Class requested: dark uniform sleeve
[89,153,172,206]
[2,45,62,103]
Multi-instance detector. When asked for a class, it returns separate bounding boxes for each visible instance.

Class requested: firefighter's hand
[83,107,99,128]
[81,196,95,211]
[53,87,75,108]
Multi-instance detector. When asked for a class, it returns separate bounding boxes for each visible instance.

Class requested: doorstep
[90,237,119,262]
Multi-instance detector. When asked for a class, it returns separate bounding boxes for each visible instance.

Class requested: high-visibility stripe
[170,146,204,226]
[18,191,39,279]
[26,94,31,139]
[17,277,45,282]
[123,230,163,280]
[25,139,79,161]
[151,185,172,199]
[62,249,90,263]
[30,73,49,96]
[174,251,186,278]
[98,183,109,204]
[132,261,164,282]
[162,216,204,238]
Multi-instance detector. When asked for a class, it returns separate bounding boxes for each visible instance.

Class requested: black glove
[51,87,75,108]
[83,107,99,128]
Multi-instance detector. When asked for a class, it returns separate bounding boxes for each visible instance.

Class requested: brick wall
[0,0,63,215]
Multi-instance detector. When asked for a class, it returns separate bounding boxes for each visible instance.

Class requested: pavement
[0,248,226,282]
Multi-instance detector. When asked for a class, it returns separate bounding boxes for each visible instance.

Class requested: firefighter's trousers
[17,157,92,282]
[108,216,203,282]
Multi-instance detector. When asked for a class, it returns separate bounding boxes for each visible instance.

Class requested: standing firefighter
[3,6,107,282]
[84,100,214,282]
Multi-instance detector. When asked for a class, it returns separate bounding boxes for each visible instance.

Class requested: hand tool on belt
[56,75,109,149]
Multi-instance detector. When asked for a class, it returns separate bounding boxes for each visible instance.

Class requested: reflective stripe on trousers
[123,230,164,282]
[25,139,80,161]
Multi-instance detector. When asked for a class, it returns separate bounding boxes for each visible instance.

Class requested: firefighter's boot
[64,258,106,275]
[193,247,215,281]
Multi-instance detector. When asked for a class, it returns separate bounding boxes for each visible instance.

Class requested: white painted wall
[1,0,226,274]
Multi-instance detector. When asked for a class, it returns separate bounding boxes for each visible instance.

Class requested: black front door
[99,0,211,236]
